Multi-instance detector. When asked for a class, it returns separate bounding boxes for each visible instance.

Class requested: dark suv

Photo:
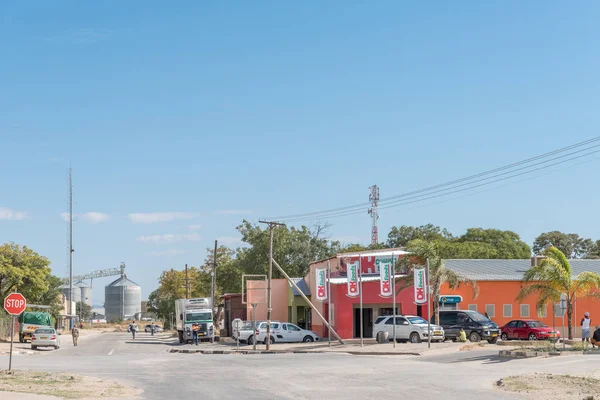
[432,310,500,344]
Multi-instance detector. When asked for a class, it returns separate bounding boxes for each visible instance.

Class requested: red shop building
[306,249,430,339]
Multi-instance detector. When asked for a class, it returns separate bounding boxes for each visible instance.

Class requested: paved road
[2,332,599,400]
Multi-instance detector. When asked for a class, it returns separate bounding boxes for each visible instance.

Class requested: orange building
[442,258,600,337]
[244,253,600,340]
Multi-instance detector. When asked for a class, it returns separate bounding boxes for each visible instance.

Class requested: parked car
[31,328,60,350]
[233,321,264,344]
[434,310,500,343]
[373,315,445,343]
[500,320,560,341]
[255,321,320,344]
[144,324,163,333]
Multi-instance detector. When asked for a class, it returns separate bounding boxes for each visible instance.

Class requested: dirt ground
[497,373,600,400]
[0,370,141,399]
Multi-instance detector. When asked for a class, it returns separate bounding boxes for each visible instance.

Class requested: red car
[500,319,560,341]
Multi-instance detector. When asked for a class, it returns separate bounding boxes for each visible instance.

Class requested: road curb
[168,348,421,356]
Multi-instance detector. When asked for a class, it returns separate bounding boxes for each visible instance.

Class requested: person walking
[192,323,199,346]
[71,324,80,347]
[151,324,155,336]
[128,322,137,340]
[581,312,592,344]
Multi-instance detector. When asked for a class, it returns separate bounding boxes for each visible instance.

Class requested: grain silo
[60,283,81,305]
[75,281,92,307]
[105,274,142,322]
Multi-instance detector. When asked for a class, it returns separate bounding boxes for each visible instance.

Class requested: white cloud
[0,207,28,221]
[137,232,201,244]
[128,212,200,224]
[188,224,202,231]
[149,249,187,257]
[216,209,253,215]
[217,236,243,246]
[60,212,110,224]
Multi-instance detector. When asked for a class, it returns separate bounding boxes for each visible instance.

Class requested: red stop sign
[4,293,27,315]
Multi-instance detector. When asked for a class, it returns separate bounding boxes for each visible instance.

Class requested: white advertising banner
[346,262,360,297]
[414,268,427,304]
[315,268,328,301]
[379,262,393,297]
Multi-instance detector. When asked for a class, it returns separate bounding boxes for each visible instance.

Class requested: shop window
[520,304,530,318]
[537,305,547,318]
[468,304,477,312]
[485,304,495,318]
[503,304,512,318]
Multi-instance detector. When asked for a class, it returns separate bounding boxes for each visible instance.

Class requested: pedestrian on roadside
[582,312,592,344]
[129,322,136,340]
[192,323,199,346]
[71,325,80,347]
[151,324,155,336]
[458,328,467,342]
[591,326,600,348]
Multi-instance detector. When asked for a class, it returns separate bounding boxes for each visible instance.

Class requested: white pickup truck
[233,321,264,345]
[255,321,320,344]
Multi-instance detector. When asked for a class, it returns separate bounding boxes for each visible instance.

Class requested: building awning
[289,278,311,296]
[328,274,406,284]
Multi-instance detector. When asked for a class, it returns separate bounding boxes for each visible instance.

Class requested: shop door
[353,308,374,338]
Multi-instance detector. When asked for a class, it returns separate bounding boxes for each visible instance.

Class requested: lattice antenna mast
[368,185,379,245]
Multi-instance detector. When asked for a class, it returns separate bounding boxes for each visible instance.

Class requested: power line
[281,145,600,223]
[268,136,600,221]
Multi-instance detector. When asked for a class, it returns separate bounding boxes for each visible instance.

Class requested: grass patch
[498,373,600,399]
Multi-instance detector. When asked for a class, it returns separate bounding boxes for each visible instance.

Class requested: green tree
[31,275,64,319]
[587,240,600,259]
[398,239,478,327]
[0,243,52,300]
[76,301,92,320]
[517,246,600,339]
[458,228,531,259]
[533,231,594,259]
[387,224,453,248]
[235,220,340,278]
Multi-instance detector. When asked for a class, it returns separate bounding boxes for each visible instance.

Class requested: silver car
[31,328,60,350]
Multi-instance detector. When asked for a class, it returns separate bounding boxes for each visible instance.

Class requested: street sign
[3,292,26,372]
[4,292,26,315]
[560,294,567,312]
[232,318,244,330]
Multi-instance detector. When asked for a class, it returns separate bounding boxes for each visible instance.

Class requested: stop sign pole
[4,292,27,371]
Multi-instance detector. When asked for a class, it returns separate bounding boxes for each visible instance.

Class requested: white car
[31,328,60,350]
[373,315,445,343]
[256,321,320,344]
[233,321,264,344]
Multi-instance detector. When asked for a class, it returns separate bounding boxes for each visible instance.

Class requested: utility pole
[185,264,189,299]
[259,220,285,351]
[368,185,379,245]
[211,240,217,315]
[68,168,74,324]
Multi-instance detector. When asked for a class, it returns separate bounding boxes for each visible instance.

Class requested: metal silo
[105,275,142,322]
[60,283,81,304]
[75,281,93,307]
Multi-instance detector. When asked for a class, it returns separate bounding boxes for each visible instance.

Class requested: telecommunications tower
[368,185,379,245]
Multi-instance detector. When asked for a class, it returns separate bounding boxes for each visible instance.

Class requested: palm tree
[398,239,478,325]
[517,246,600,339]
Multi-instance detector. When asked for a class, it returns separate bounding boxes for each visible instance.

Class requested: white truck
[175,298,215,344]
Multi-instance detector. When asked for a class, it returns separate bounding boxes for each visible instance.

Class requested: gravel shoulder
[497,373,600,400]
[0,369,142,399]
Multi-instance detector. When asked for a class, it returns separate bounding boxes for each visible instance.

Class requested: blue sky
[2,2,599,305]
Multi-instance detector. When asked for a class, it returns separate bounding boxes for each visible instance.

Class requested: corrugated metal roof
[289,278,311,296]
[444,259,600,281]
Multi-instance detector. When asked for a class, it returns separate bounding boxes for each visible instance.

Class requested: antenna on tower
[368,185,379,245]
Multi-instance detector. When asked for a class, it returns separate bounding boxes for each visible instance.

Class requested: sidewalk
[0,329,104,355]
[169,338,495,356]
